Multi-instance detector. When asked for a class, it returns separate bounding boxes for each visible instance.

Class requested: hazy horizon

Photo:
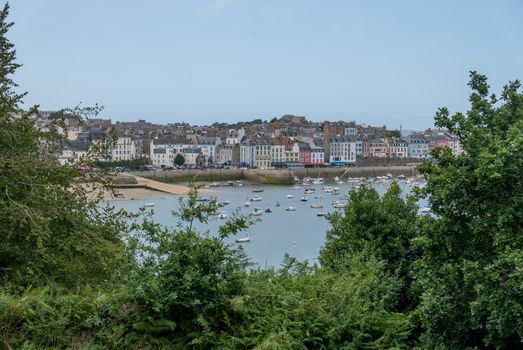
[8,0,523,130]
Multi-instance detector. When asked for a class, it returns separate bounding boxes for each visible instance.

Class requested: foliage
[95,157,151,171]
[219,255,410,349]
[125,187,253,348]
[320,183,419,310]
[174,152,185,166]
[414,71,523,349]
[0,3,128,289]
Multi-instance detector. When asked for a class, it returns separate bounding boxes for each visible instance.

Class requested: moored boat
[250,208,263,216]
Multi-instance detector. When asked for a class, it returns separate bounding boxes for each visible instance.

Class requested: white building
[240,140,255,167]
[329,136,356,164]
[112,137,138,162]
[311,147,325,165]
[271,140,285,165]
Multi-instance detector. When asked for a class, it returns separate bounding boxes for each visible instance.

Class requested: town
[34,112,462,170]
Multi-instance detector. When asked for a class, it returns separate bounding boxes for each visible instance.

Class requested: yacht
[236,237,250,243]
[250,208,263,216]
[312,177,324,185]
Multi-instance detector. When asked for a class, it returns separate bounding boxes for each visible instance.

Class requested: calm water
[110,181,427,268]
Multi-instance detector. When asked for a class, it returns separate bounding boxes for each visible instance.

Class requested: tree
[127,187,253,347]
[174,152,185,166]
[414,71,523,348]
[320,182,419,310]
[0,3,127,289]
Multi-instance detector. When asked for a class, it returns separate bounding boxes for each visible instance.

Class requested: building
[284,140,300,163]
[182,147,204,167]
[240,139,255,167]
[111,136,138,162]
[329,136,356,165]
[310,146,325,165]
[407,135,429,159]
[271,138,285,166]
[298,144,312,165]
[369,140,389,158]
[388,138,408,158]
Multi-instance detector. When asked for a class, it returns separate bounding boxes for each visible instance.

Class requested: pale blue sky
[8,0,523,129]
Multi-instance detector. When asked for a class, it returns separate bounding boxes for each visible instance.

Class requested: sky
[7,0,523,130]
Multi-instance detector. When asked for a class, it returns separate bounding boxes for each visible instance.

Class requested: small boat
[250,195,262,202]
[236,237,250,243]
[144,202,154,207]
[301,197,308,202]
[420,207,432,214]
[293,185,301,190]
[323,186,333,193]
[250,208,263,216]
[209,182,219,187]
[275,201,281,207]
[397,175,406,180]
[265,207,272,213]
[331,189,340,195]
[312,177,324,185]
[293,176,300,183]
[334,176,340,182]
[286,194,293,199]
[252,189,264,193]
[218,212,228,219]
[317,211,326,217]
[221,200,231,205]
[304,188,315,194]
[286,206,297,211]
[333,202,347,208]
[244,202,251,207]
[314,194,322,199]
[210,210,221,216]
[311,203,323,209]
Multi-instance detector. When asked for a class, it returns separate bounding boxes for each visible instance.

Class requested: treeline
[1,3,522,349]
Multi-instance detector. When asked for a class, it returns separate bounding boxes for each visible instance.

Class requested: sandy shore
[105,187,170,201]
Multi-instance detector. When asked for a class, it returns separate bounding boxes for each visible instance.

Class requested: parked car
[139,165,156,171]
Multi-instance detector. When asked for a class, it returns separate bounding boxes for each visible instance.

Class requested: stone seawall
[133,165,419,185]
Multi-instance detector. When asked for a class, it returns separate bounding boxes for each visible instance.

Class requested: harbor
[110,175,428,267]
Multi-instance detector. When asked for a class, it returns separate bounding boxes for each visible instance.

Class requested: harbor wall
[133,165,419,185]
